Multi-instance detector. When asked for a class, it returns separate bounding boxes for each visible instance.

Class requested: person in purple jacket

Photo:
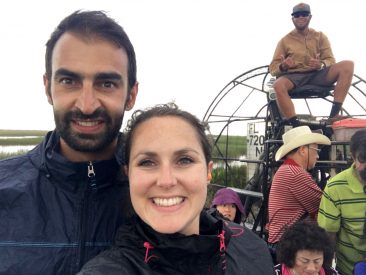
[211,188,245,224]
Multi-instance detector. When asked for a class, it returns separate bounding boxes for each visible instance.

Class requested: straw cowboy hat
[275,126,331,161]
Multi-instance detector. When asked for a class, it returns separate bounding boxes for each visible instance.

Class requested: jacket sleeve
[269,38,285,77]
[319,32,336,67]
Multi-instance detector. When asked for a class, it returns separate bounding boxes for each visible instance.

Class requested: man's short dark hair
[350,129,366,163]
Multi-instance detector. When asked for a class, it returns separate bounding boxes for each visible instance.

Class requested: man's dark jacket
[0,131,132,274]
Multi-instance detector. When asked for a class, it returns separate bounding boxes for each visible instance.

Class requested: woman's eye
[138,159,155,167]
[178,157,193,165]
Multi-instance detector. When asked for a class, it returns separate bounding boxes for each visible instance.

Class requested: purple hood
[211,188,244,214]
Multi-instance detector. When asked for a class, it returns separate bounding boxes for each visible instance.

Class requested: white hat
[275,126,331,161]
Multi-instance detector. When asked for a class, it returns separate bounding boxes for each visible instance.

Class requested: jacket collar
[114,210,232,273]
[28,130,126,192]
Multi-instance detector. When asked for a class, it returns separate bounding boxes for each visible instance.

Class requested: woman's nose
[156,165,177,188]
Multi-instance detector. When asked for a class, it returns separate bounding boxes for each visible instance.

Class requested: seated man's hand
[308,54,323,70]
[280,55,295,71]
[308,57,322,70]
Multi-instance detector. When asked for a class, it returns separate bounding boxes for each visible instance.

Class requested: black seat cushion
[290,84,335,99]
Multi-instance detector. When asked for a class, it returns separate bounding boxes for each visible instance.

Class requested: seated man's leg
[273,77,297,124]
[324,60,354,118]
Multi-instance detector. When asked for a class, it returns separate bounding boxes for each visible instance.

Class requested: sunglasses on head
[293,12,310,18]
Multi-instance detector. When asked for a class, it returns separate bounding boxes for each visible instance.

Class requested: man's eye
[101,81,116,89]
[60,78,74,85]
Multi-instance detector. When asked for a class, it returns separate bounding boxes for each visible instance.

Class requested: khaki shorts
[280,67,333,88]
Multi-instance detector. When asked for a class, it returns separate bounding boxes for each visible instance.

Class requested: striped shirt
[318,165,366,275]
[268,158,323,243]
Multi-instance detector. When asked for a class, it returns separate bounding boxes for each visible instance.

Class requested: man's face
[44,33,137,161]
[306,143,320,170]
[292,12,312,31]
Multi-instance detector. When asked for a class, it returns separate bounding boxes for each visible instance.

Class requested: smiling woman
[78,103,275,275]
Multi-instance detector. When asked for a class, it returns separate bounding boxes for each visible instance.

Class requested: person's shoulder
[225,224,275,274]
[326,167,352,187]
[309,28,329,39]
[0,153,32,178]
[226,222,269,252]
[279,30,295,41]
[324,266,339,275]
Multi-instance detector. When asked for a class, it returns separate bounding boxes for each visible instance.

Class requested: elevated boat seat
[289,84,335,99]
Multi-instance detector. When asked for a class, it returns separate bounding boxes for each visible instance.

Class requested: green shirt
[318,165,366,275]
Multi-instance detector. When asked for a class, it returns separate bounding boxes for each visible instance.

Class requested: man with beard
[269,3,354,128]
[0,10,138,275]
[318,129,366,275]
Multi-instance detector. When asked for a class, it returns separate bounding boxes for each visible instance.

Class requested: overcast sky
[0,0,364,131]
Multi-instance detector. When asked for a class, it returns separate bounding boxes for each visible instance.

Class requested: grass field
[0,129,48,136]
[0,130,47,159]
[0,129,47,146]
[213,135,247,158]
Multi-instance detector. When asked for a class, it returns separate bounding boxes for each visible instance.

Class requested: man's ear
[125,82,139,111]
[297,145,306,156]
[43,74,53,105]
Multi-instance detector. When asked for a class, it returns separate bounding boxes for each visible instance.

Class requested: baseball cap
[292,3,311,15]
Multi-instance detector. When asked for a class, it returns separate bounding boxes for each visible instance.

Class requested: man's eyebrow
[54,68,80,79]
[95,72,123,82]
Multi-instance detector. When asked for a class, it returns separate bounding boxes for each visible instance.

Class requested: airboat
[203,65,366,239]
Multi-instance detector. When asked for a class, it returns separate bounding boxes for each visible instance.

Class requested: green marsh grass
[211,135,248,189]
[0,129,47,159]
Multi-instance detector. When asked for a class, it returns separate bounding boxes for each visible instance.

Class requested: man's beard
[54,108,123,153]
[360,168,366,184]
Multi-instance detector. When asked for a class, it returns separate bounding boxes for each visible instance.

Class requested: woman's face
[293,250,324,275]
[216,203,237,222]
[127,116,213,235]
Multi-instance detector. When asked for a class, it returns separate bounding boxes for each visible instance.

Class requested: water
[0,136,39,139]
[0,135,39,154]
[0,145,35,153]
[213,155,247,168]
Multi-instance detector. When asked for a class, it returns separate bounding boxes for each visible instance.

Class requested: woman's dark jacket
[79,210,275,275]
[0,131,132,275]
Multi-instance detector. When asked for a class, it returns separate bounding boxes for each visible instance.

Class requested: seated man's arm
[319,32,336,68]
[269,39,287,77]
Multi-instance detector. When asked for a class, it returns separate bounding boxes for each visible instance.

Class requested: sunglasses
[293,12,310,18]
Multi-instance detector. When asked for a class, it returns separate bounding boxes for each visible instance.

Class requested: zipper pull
[88,161,97,191]
[217,230,227,271]
[218,230,226,252]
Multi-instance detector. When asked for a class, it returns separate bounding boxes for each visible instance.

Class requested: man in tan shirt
[269,3,354,127]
